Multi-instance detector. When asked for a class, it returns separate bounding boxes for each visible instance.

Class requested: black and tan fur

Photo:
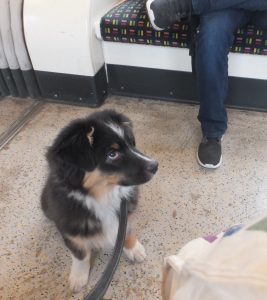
[41,110,158,291]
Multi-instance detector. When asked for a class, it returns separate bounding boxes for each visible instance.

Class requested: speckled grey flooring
[1,96,267,300]
[0,98,34,135]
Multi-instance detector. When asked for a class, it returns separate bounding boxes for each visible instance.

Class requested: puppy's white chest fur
[69,186,133,250]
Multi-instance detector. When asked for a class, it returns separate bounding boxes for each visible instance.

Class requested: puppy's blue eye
[108,150,120,160]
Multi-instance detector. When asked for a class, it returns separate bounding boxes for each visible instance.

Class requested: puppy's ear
[50,127,96,172]
[120,116,135,145]
[120,114,133,128]
[86,126,95,146]
[123,121,133,128]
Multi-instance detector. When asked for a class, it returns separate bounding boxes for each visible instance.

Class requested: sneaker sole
[197,154,223,169]
[146,0,165,31]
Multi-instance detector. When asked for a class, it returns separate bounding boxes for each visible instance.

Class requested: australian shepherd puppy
[41,109,158,291]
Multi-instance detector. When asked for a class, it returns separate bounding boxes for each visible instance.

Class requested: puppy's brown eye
[107,150,120,160]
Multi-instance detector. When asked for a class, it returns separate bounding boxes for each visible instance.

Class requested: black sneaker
[146,0,192,31]
[197,137,222,169]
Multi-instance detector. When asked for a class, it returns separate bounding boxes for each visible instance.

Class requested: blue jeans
[192,0,267,138]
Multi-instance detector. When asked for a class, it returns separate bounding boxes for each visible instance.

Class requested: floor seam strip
[0,100,45,151]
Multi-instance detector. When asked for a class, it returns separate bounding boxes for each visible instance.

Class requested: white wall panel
[23,0,121,76]
[103,42,267,80]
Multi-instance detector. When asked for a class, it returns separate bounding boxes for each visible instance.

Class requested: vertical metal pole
[0,0,28,97]
[0,33,17,96]
[10,0,40,98]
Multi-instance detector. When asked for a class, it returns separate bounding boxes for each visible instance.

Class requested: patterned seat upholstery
[100,0,267,55]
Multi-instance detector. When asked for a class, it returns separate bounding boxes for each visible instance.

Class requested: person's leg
[250,11,267,30]
[146,0,267,31]
[196,9,251,168]
[235,0,267,12]
[194,0,267,14]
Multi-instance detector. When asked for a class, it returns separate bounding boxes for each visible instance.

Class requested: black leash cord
[84,199,128,300]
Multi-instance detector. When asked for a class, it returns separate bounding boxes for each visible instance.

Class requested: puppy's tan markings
[83,169,103,189]
[67,235,88,251]
[111,143,120,150]
[124,233,137,250]
[86,127,95,145]
[123,235,147,262]
[83,169,123,200]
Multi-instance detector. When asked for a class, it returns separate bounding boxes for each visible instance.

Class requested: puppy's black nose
[146,160,158,174]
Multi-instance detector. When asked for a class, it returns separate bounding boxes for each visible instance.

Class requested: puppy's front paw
[69,254,90,293]
[69,271,89,293]
[124,240,147,263]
